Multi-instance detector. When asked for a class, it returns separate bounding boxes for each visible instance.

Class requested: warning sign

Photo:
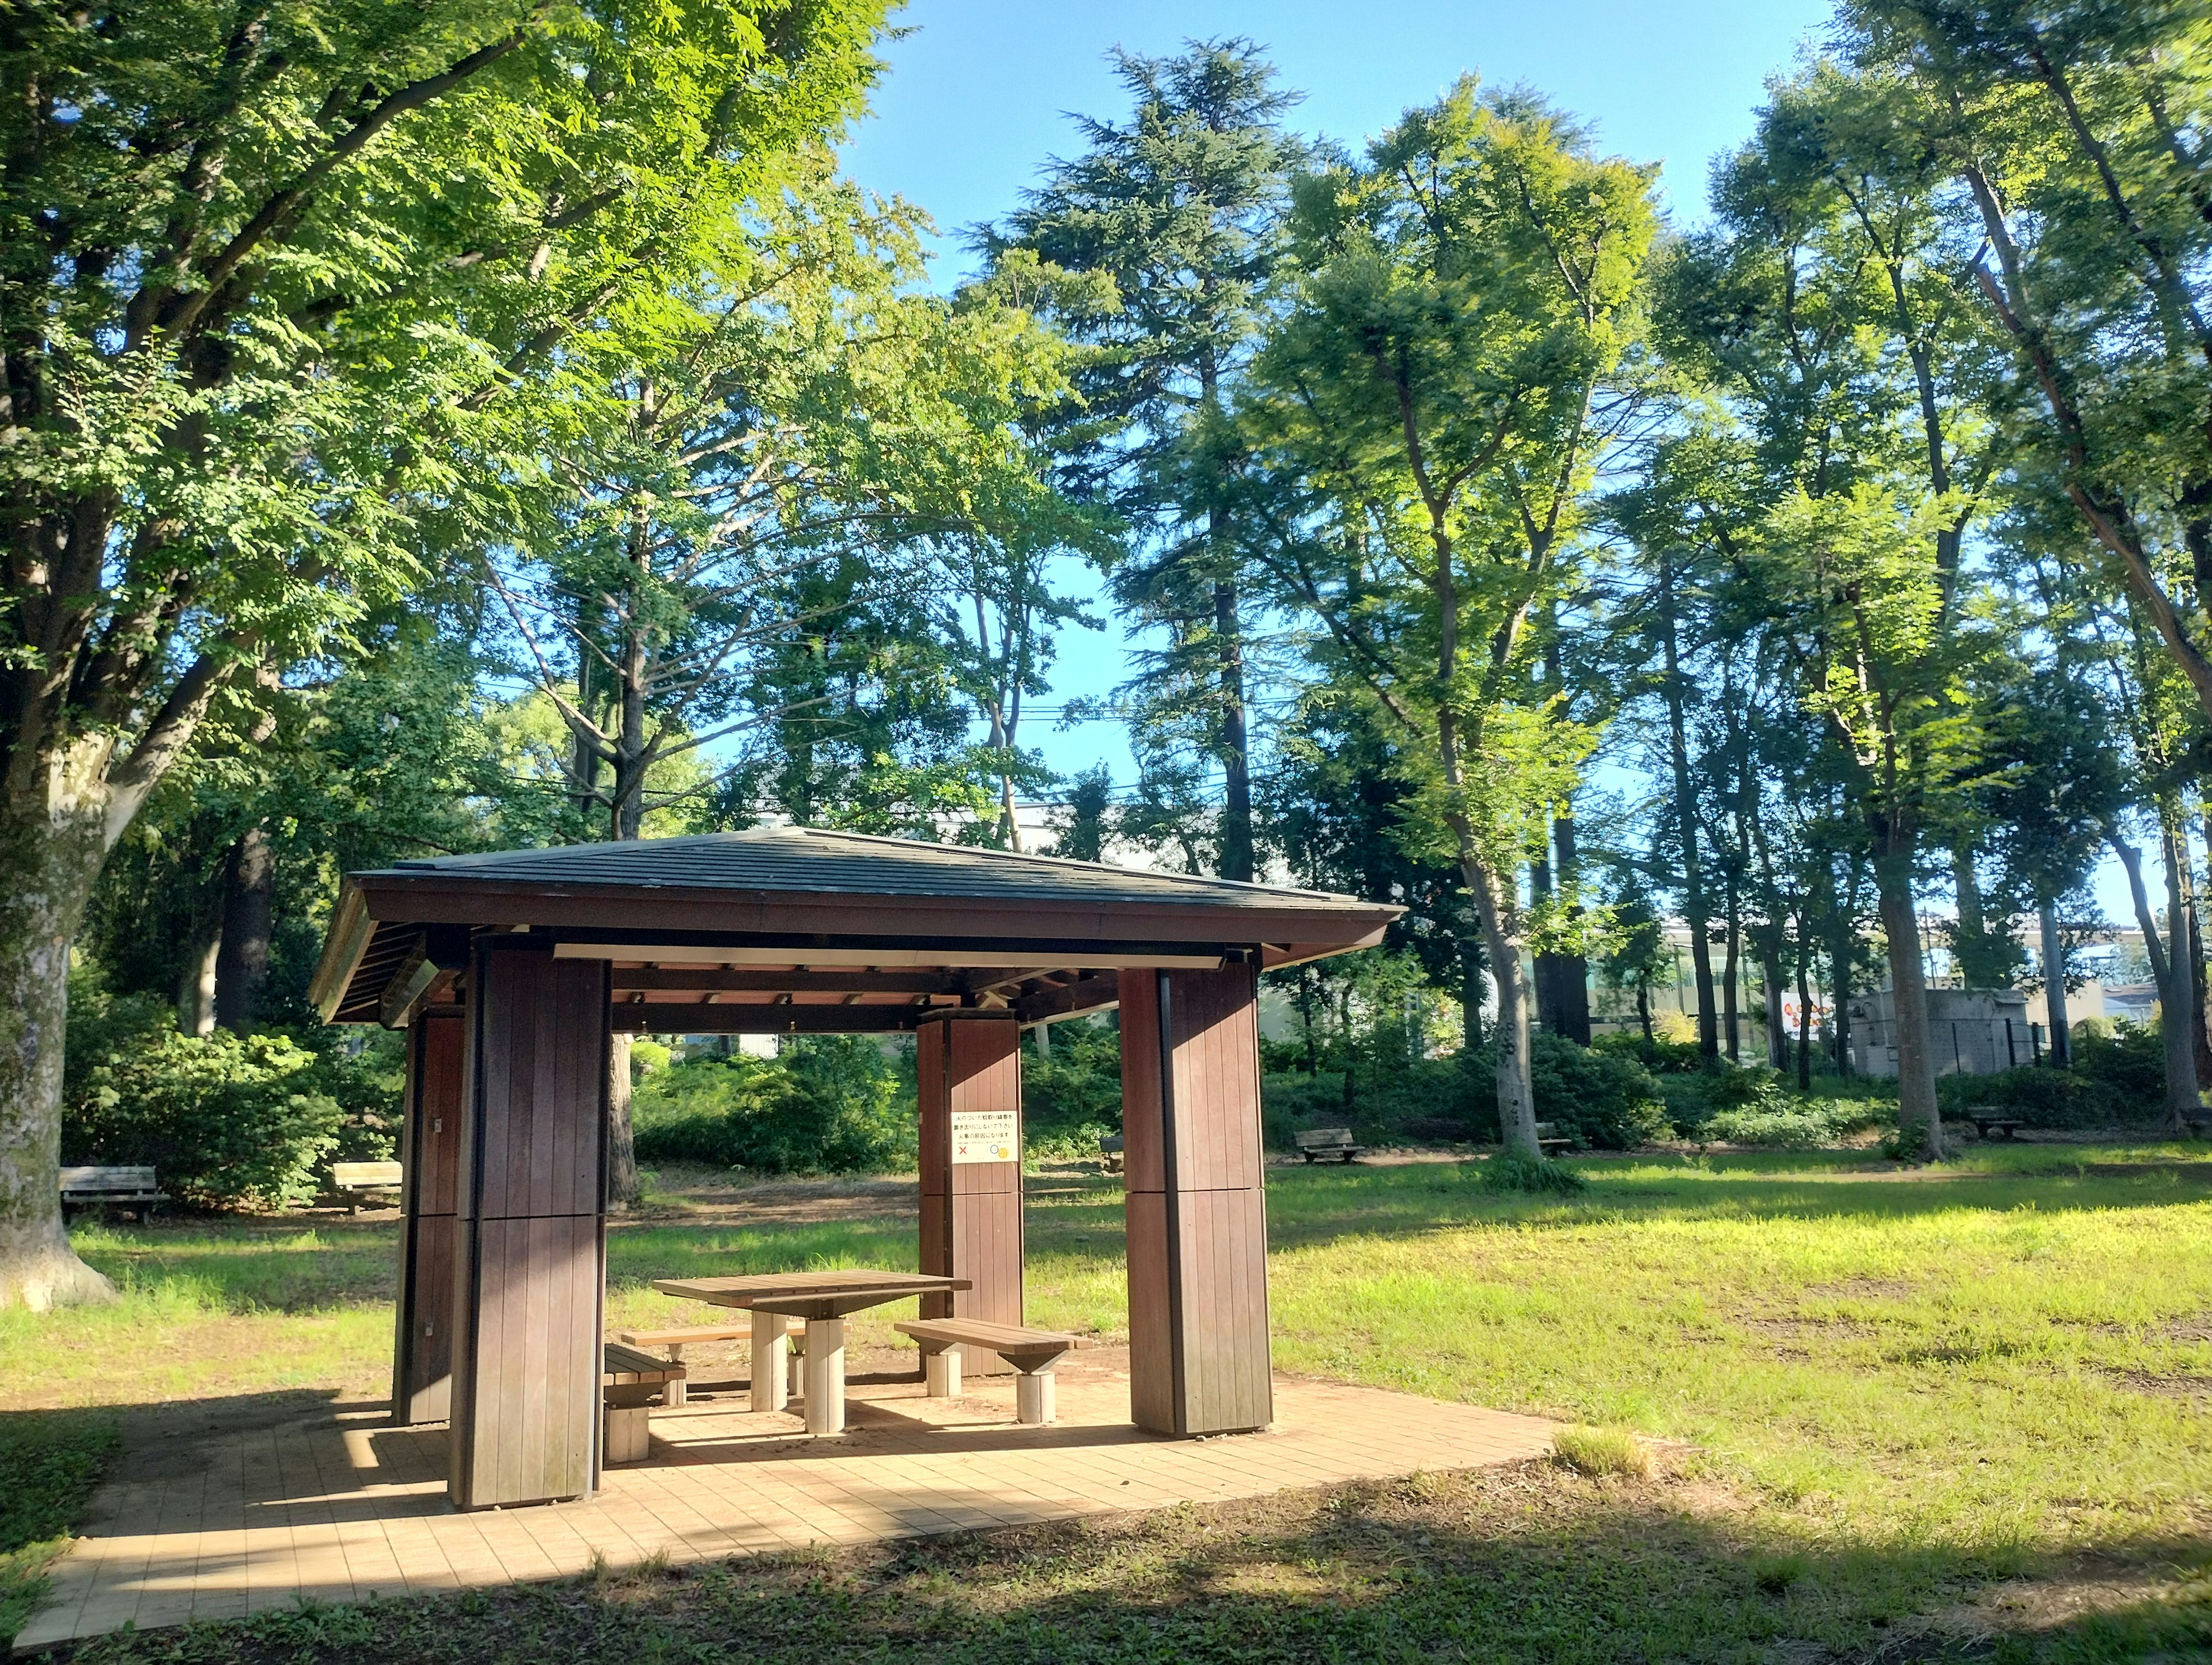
[950,1109,1018,1165]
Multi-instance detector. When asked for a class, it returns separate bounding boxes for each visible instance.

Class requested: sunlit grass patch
[1551,1424,1652,1478]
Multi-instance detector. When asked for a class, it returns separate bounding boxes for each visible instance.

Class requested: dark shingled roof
[376,826,1376,913]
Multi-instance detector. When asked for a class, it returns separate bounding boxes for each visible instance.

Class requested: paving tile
[16,1360,1555,1652]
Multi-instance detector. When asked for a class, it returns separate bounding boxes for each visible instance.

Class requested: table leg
[1016,1369,1055,1425]
[804,1317,846,1435]
[925,1344,961,1398]
[666,1341,687,1409]
[750,1309,789,1413]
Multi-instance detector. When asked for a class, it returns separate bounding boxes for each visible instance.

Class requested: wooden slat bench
[58,1166,166,1221]
[326,1159,403,1213]
[1532,1121,1574,1155]
[1967,1112,2022,1140]
[1294,1127,1363,1163]
[1099,1133,1124,1173]
[615,1321,798,1408]
[895,1318,1094,1424]
[602,1341,688,1464]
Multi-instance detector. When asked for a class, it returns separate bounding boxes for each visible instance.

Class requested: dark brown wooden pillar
[391,1006,464,1425]
[917,1015,1023,1375]
[1120,962,1272,1436]
[448,939,610,1510]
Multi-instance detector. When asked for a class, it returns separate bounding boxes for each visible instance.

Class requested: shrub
[1552,1424,1653,1478]
[1527,1034,1672,1150]
[2070,1022,2165,1112]
[1592,1033,1707,1075]
[1482,1152,1588,1194]
[66,1026,346,1210]
[630,1038,915,1175]
[1934,1064,2119,1129]
[1698,1099,1882,1148]
[1024,1020,1123,1136]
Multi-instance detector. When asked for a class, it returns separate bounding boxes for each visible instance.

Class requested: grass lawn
[3,1144,2209,1660]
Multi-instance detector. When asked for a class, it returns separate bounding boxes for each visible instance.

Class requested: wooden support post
[802,1317,846,1435]
[447,939,611,1510]
[1119,962,1272,1436]
[392,1008,464,1425]
[917,1016,1023,1375]
[749,1307,789,1413]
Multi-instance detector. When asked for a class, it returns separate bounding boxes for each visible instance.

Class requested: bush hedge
[62,967,397,1210]
[630,1038,915,1175]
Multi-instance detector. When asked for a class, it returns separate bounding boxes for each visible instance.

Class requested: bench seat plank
[895,1318,1091,1355]
[603,1342,688,1386]
[615,1323,766,1348]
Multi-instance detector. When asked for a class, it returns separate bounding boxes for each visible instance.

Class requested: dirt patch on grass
[2095,1366,2212,1400]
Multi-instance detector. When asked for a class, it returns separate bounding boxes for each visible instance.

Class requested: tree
[988,39,1306,881]
[0,0,887,1306]
[1847,1,2212,727]
[1239,81,1656,1155]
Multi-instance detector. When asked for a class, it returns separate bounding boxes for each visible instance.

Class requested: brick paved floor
[13,1351,1555,1653]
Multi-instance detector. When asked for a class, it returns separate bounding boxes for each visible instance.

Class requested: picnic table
[651,1269,969,1436]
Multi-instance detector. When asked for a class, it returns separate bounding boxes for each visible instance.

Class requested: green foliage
[630,1041,915,1176]
[1551,1423,1653,1479]
[65,1021,346,1213]
[1697,1098,1886,1150]
[0,1412,114,1647]
[1526,1036,1673,1151]
[1482,1152,1588,1194]
[1022,1022,1123,1140]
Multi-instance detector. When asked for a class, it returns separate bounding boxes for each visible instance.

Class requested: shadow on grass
[34,1459,2212,1664]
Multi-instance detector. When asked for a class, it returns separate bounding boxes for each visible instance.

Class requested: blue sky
[837,1,1838,803]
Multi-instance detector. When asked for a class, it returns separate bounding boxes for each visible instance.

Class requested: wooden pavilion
[308,828,1397,1511]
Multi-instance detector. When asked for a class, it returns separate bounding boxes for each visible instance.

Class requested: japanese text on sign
[950,1109,1018,1164]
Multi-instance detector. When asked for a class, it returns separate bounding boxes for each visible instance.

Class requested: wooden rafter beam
[605,968,978,995]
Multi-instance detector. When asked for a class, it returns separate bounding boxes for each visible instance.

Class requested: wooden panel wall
[392,1008,463,1425]
[916,1017,1022,1375]
[1119,963,1272,1436]
[448,942,609,1510]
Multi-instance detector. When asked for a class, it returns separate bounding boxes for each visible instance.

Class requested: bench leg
[925,1345,961,1398]
[665,1341,687,1409]
[750,1309,789,1414]
[1015,1369,1055,1426]
[803,1317,846,1436]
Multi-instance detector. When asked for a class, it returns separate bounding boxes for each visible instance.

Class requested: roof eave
[308,883,373,1022]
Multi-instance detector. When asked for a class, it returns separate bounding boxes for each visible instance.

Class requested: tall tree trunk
[213,824,275,1033]
[0,779,121,1309]
[606,1035,639,1212]
[1722,892,1742,1063]
[1551,809,1592,1045]
[2179,812,2212,1086]
[2112,831,2200,1130]
[1761,946,1788,1070]
[1951,841,2001,988]
[177,903,221,1039]
[1874,844,1947,1159]
[2037,900,2071,1069]
[1657,551,1718,1057]
[1794,929,1815,1091]
[1214,568,1253,885]
[1529,852,1561,1036]
[1465,858,1540,1157]
[1460,939,1486,1052]
[1637,981,1654,1042]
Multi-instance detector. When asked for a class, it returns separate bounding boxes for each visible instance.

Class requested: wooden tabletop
[652,1269,971,1320]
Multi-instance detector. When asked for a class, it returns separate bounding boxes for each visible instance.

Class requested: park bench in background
[602,1341,687,1463]
[1533,1121,1575,1155]
[1966,1110,2022,1141]
[1099,1133,1124,1173]
[1295,1127,1363,1163]
[326,1160,403,1212]
[59,1166,166,1222]
[896,1318,1094,1424]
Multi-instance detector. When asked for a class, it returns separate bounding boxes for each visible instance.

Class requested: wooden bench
[602,1341,688,1463]
[59,1166,166,1221]
[1533,1121,1574,1155]
[895,1318,1094,1425]
[1968,1113,2022,1140]
[1295,1127,1363,1163]
[615,1322,796,1408]
[1099,1133,1124,1174]
[326,1159,403,1213]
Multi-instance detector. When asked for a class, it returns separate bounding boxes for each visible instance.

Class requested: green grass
[6,1144,2210,1659]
